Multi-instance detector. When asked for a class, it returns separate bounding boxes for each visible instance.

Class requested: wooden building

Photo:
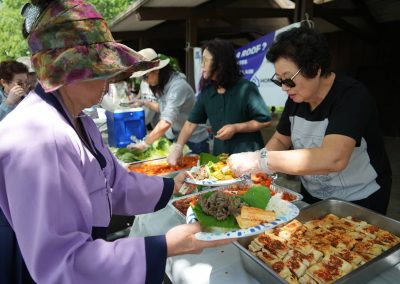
[109,0,399,136]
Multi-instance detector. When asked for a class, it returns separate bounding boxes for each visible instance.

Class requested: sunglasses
[270,68,302,88]
[142,74,149,81]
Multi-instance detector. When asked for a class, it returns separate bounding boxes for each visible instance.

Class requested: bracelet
[259,148,270,173]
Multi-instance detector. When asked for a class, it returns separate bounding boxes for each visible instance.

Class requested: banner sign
[193,47,203,94]
[236,23,300,107]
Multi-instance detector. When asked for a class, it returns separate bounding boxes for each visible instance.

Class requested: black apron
[0,85,108,283]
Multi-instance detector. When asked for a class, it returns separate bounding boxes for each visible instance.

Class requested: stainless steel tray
[126,155,199,178]
[235,198,400,284]
[169,182,303,219]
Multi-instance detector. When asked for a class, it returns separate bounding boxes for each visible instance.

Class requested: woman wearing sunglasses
[127,48,210,154]
[0,60,29,121]
[228,26,392,215]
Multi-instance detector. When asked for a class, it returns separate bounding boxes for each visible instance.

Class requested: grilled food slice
[240,206,276,222]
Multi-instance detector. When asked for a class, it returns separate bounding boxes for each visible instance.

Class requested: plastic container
[106,108,146,148]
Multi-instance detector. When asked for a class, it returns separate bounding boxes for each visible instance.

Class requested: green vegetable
[153,137,172,152]
[239,186,271,209]
[192,201,240,232]
[115,137,192,163]
[199,153,220,165]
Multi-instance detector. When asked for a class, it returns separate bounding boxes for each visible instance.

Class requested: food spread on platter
[112,137,191,163]
[188,160,236,181]
[127,156,199,176]
[251,173,273,188]
[190,186,275,231]
[185,152,240,182]
[248,214,400,284]
[172,182,299,217]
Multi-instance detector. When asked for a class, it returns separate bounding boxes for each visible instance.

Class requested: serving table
[129,200,400,284]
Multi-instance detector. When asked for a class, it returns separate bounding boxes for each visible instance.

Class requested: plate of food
[186,185,299,241]
[170,182,302,219]
[184,159,249,186]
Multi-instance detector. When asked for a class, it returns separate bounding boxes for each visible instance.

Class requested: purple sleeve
[1,127,168,283]
[85,120,174,215]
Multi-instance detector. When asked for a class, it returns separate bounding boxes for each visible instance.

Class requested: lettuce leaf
[115,137,192,162]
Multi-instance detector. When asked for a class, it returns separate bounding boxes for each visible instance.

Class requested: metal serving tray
[169,182,303,219]
[234,198,400,284]
[126,154,199,178]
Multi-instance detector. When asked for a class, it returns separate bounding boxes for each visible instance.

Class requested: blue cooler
[106,108,146,148]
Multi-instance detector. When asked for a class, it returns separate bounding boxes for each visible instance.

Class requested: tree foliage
[0,0,28,61]
[87,0,134,23]
[0,0,134,61]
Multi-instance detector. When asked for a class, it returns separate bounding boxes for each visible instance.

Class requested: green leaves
[115,137,179,162]
[239,185,271,209]
[88,0,134,22]
[199,153,220,165]
[192,201,240,231]
[0,0,28,61]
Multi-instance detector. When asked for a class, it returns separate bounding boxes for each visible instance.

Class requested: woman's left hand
[173,172,195,195]
[214,124,236,140]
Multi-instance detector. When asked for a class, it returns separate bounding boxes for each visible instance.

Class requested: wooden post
[294,0,314,23]
[185,17,198,89]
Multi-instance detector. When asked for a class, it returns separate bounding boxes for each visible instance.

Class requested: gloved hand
[127,140,150,151]
[227,148,273,176]
[6,85,26,106]
[167,143,183,166]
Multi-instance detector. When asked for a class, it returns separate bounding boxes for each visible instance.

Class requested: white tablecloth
[129,202,400,283]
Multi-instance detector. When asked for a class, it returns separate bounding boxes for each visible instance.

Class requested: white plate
[186,197,299,241]
[184,172,250,187]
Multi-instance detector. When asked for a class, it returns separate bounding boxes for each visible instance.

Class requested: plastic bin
[106,108,146,148]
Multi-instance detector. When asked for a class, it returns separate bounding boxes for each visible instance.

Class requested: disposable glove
[6,85,26,106]
[167,143,183,166]
[227,148,273,176]
[127,140,150,151]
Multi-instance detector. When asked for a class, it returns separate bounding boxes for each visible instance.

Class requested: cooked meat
[198,191,244,220]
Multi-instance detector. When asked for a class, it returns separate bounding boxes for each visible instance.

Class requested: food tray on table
[169,182,303,219]
[234,198,400,284]
[126,155,199,178]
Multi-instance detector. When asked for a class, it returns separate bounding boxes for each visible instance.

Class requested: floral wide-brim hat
[25,0,159,92]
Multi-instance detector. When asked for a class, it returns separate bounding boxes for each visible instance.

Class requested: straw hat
[130,48,170,78]
[23,0,159,92]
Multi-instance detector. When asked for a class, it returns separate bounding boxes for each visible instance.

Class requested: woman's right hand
[6,85,26,106]
[166,223,235,256]
[167,143,183,166]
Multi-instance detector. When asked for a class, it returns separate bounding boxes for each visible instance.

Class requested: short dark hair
[0,60,29,82]
[201,38,242,90]
[266,26,332,78]
[149,64,175,97]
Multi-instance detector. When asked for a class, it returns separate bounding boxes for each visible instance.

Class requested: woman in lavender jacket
[0,1,233,283]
